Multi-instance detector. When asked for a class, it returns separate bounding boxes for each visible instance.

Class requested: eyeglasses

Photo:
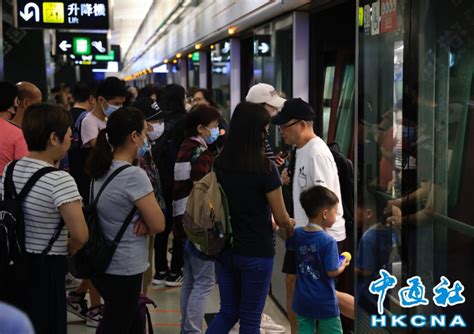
[279,120,302,129]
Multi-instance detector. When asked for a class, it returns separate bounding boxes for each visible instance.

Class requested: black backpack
[327,142,355,234]
[68,165,137,279]
[0,160,64,305]
[68,112,93,204]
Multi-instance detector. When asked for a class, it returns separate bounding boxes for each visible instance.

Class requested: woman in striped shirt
[174,104,221,333]
[1,103,88,334]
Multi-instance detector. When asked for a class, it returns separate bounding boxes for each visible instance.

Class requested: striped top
[264,137,276,161]
[172,137,213,218]
[0,157,82,255]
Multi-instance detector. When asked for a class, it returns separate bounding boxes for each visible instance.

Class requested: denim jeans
[206,251,274,334]
[180,243,216,333]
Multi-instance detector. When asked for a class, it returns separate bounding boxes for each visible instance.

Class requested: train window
[322,65,335,141]
[358,0,474,330]
[334,64,355,156]
[210,40,231,121]
[253,15,293,152]
[187,53,200,90]
[253,15,293,99]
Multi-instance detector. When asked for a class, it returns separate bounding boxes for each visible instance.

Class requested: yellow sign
[43,2,64,23]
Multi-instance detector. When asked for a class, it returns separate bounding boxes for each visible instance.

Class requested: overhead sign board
[254,35,271,57]
[56,31,108,55]
[15,0,110,30]
[94,44,120,62]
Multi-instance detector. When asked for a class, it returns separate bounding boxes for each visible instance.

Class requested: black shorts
[282,249,297,275]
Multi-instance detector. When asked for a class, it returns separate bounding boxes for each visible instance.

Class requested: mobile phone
[279,151,290,160]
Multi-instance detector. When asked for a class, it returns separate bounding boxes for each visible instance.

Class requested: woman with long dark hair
[85,107,165,333]
[207,102,295,333]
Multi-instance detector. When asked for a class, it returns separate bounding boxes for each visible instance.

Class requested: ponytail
[85,128,113,179]
[85,106,145,179]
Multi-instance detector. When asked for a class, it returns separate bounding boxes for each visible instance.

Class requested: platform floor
[67,280,290,334]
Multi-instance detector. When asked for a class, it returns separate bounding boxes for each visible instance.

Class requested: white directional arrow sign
[258,42,270,54]
[59,40,72,52]
[19,2,40,22]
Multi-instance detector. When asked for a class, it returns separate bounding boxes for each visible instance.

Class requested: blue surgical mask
[103,103,121,117]
[205,126,220,144]
[136,137,150,159]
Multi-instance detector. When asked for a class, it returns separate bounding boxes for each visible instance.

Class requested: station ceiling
[110,0,153,59]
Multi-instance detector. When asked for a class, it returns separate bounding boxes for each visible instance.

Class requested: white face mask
[147,122,165,141]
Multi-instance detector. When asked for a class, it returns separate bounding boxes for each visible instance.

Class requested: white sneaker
[260,313,285,333]
[229,314,283,334]
[229,322,239,334]
[86,305,103,328]
[65,273,81,290]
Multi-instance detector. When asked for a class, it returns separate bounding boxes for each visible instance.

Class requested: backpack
[327,142,355,233]
[68,111,92,203]
[0,160,64,305]
[68,165,137,279]
[182,171,232,257]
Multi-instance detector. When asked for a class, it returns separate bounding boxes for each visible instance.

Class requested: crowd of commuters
[0,77,358,334]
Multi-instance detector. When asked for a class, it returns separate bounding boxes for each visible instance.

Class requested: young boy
[287,185,349,334]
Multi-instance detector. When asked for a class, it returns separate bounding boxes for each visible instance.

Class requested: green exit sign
[73,37,91,55]
[95,50,115,61]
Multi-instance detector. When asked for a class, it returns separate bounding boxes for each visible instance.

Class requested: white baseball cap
[246,83,286,109]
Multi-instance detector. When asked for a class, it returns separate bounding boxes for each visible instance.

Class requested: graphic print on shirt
[298,243,320,281]
[298,166,307,188]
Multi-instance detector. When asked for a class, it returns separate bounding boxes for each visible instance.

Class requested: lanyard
[306,223,323,231]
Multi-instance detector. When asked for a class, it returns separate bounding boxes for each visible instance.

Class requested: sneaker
[229,322,239,334]
[260,313,285,333]
[86,305,103,328]
[165,272,183,287]
[230,322,264,334]
[66,291,88,320]
[65,273,81,290]
[152,271,168,285]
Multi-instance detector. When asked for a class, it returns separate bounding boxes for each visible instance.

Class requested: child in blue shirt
[286,186,350,334]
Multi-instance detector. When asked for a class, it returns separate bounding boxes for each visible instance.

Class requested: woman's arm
[134,192,165,235]
[266,187,295,237]
[59,200,88,255]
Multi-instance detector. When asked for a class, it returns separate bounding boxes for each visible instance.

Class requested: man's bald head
[12,82,43,127]
[17,81,42,105]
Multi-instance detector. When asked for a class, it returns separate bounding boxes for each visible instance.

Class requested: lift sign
[15,0,109,30]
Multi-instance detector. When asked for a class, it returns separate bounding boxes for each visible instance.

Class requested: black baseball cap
[271,98,315,125]
[132,97,162,121]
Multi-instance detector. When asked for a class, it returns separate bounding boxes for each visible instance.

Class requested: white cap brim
[267,95,286,109]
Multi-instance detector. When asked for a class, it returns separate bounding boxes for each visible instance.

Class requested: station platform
[67,282,290,334]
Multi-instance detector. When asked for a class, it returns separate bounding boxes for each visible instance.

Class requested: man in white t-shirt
[272,98,346,333]
[81,77,126,148]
